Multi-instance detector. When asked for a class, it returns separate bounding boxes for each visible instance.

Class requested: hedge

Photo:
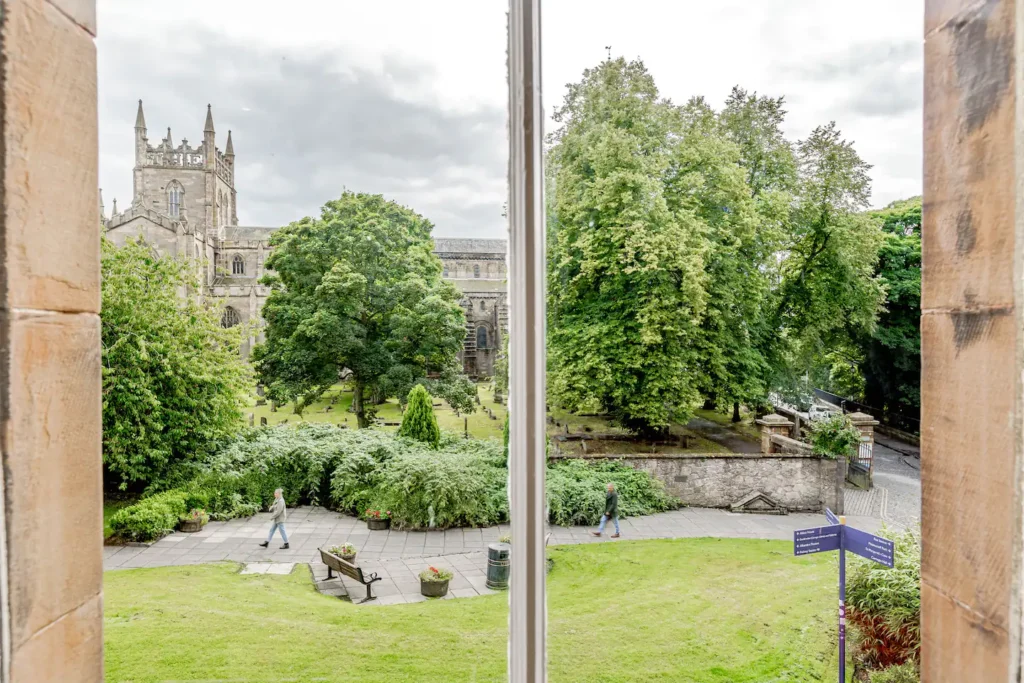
[108,424,680,540]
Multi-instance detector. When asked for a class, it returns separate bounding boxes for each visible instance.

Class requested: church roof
[223,225,277,242]
[433,238,507,255]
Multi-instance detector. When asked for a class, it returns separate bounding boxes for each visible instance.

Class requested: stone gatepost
[847,411,880,477]
[756,414,794,454]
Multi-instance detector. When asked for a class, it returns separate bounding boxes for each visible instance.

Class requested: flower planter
[367,518,390,531]
[179,519,206,533]
[420,578,450,598]
[320,547,359,575]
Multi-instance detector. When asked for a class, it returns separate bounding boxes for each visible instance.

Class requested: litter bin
[486,542,511,590]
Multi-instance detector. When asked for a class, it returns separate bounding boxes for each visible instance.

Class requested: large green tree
[547,58,707,435]
[860,197,921,421]
[102,237,252,490]
[254,192,467,428]
[665,97,776,421]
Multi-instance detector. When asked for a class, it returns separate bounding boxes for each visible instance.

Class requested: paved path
[844,439,921,528]
[104,505,882,605]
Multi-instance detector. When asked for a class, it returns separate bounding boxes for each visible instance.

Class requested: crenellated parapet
[143,133,206,169]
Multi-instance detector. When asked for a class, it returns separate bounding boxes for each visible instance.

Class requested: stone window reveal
[477,326,488,349]
[221,306,240,328]
[167,181,184,217]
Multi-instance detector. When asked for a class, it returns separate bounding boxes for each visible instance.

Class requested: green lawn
[105,539,849,682]
[248,383,507,439]
[247,383,739,452]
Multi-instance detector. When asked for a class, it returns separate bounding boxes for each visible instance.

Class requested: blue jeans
[267,522,289,543]
[598,514,619,534]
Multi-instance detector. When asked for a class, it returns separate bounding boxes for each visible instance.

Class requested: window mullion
[507,1,546,681]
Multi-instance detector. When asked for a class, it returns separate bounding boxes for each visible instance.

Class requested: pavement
[843,438,921,529]
[105,505,883,606]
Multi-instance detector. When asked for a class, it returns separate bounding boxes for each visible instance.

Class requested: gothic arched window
[232,254,245,275]
[473,264,480,278]
[221,306,240,328]
[479,300,487,311]
[476,326,488,350]
[167,181,184,217]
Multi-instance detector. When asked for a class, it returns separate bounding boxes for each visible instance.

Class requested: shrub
[870,662,919,683]
[109,489,189,542]
[810,414,862,459]
[115,424,678,534]
[546,459,679,526]
[399,384,441,448]
[207,423,402,508]
[367,446,508,529]
[420,566,453,582]
[847,526,921,668]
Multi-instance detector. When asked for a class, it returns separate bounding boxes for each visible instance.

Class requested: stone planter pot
[179,519,206,533]
[420,578,450,598]
[367,518,390,531]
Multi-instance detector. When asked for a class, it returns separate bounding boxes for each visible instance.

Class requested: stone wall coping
[548,451,824,461]
[756,413,794,427]
[847,411,880,426]
[769,433,815,452]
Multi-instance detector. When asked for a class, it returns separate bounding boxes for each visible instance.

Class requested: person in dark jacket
[590,482,620,538]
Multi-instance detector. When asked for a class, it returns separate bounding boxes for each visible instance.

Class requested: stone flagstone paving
[104,505,883,606]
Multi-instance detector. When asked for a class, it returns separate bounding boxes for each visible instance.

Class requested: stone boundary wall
[550,452,841,513]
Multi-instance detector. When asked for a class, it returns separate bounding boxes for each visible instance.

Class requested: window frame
[167,180,183,217]
[232,254,245,275]
[507,1,547,680]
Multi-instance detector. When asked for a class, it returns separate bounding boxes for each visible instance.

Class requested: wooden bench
[320,549,382,603]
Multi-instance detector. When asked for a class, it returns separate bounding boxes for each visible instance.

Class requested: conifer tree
[399,384,441,448]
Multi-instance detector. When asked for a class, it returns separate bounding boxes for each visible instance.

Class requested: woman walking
[259,488,289,549]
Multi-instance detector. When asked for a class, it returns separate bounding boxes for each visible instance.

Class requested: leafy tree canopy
[102,236,252,490]
[254,191,469,428]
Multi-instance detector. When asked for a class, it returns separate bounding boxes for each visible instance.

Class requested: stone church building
[102,102,507,375]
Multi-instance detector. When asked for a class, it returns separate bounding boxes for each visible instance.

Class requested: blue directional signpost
[794,509,894,683]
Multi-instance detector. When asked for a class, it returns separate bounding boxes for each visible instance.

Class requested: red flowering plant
[419,566,453,583]
[365,509,391,520]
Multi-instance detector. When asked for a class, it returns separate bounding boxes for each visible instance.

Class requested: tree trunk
[732,401,741,423]
[353,380,369,428]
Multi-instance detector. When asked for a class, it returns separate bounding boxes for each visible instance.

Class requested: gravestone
[260,417,268,426]
[281,419,288,424]
[255,398,266,406]
[256,384,265,397]
[249,413,254,427]
[270,401,277,413]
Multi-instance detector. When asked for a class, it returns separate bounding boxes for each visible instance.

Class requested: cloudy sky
[98,0,923,239]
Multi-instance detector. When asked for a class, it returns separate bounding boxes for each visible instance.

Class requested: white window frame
[507,1,546,680]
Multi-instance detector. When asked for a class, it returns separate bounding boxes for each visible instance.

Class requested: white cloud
[98,0,923,235]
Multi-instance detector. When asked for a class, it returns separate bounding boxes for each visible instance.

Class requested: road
[844,436,921,529]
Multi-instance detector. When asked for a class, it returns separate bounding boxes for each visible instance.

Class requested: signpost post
[794,509,894,682]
